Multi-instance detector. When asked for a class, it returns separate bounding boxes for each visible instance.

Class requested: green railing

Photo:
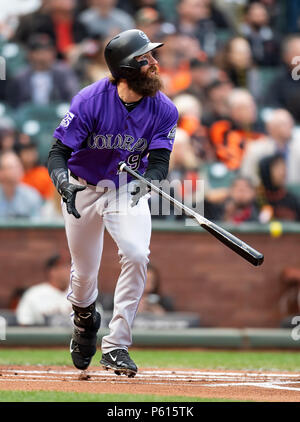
[2,327,300,349]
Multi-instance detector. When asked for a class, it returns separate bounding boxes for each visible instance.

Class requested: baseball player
[47,29,178,378]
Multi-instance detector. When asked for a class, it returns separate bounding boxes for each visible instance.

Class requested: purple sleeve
[53,94,93,151]
[148,105,179,152]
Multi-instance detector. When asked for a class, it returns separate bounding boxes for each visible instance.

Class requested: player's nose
[149,55,158,65]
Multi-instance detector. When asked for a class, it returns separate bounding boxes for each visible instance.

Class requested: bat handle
[118,161,126,172]
[117,161,127,174]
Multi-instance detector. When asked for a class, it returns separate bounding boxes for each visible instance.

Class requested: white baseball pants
[63,174,151,353]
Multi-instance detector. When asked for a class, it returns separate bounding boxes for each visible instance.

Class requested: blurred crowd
[1,0,300,224]
[3,253,174,326]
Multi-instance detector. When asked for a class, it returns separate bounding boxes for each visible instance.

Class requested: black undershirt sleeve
[47,139,74,193]
[48,139,73,176]
[144,148,171,182]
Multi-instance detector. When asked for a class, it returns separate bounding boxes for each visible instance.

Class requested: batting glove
[59,182,86,219]
[130,178,151,207]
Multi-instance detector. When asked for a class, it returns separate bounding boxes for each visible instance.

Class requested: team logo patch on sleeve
[167,125,177,140]
[60,112,75,128]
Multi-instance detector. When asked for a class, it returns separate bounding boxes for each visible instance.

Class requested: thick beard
[126,65,163,97]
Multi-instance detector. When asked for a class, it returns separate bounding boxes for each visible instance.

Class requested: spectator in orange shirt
[18,143,55,200]
[208,88,265,171]
[156,31,205,97]
[173,93,213,161]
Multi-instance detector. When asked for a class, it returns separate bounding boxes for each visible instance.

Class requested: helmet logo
[139,31,150,42]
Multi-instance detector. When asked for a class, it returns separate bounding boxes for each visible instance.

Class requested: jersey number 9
[127,154,141,171]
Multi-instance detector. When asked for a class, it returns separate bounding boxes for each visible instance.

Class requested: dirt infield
[0,366,300,401]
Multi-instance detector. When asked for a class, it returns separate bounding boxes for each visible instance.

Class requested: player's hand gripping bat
[118,161,264,267]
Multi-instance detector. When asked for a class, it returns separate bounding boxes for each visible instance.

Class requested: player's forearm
[48,139,85,218]
[48,139,73,193]
[144,148,171,182]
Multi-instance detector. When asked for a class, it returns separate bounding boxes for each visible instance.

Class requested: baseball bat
[118,161,264,267]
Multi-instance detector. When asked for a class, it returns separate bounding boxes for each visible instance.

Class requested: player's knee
[122,247,150,266]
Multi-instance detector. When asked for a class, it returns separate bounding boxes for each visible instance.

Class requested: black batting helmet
[104,29,163,80]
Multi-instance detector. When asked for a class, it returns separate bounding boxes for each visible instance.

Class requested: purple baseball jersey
[53,77,178,187]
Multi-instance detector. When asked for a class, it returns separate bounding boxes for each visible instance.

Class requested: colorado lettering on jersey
[87,133,148,153]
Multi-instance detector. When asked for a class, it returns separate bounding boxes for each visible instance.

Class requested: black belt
[70,171,96,186]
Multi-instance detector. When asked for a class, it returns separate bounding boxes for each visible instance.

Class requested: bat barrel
[201,221,264,266]
[118,162,264,267]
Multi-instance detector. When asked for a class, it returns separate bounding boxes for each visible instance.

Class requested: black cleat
[70,303,101,370]
[100,349,138,378]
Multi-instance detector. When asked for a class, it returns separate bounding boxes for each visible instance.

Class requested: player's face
[126,50,162,97]
[135,51,159,77]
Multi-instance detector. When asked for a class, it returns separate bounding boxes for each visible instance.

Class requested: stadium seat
[202,162,237,189]
[0,40,27,78]
[258,66,279,96]
[0,102,16,129]
[14,102,69,164]
[0,101,13,117]
[216,29,233,45]
[287,183,300,199]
